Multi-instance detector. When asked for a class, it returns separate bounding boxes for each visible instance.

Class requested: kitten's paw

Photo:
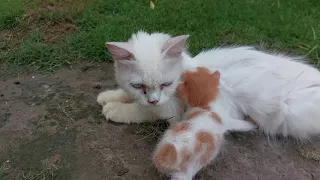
[97,89,131,106]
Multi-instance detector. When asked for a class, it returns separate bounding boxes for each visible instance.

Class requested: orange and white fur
[153,68,257,180]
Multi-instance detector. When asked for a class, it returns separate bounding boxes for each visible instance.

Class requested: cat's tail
[282,85,320,140]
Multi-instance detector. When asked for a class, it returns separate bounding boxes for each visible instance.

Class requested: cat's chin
[141,102,163,106]
[138,99,168,106]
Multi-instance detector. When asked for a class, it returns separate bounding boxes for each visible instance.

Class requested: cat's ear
[162,35,190,58]
[177,82,185,99]
[105,42,134,61]
[211,71,220,79]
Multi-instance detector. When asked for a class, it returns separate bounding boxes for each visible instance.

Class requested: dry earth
[0,63,319,180]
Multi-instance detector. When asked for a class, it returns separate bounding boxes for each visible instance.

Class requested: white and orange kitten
[97,31,190,123]
[153,69,257,180]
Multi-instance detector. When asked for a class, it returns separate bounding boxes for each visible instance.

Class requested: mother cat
[98,31,320,139]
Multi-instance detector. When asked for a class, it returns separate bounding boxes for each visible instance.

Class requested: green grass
[22,169,59,180]
[0,168,4,180]
[0,0,25,29]
[0,162,9,180]
[0,0,320,72]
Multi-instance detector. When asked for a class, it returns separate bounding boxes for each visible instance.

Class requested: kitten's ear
[162,35,190,58]
[105,42,134,61]
[177,82,185,99]
[211,71,220,79]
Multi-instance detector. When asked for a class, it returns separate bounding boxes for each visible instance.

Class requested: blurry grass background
[0,0,319,73]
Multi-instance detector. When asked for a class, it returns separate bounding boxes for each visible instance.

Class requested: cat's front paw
[97,89,131,106]
[102,102,127,123]
[102,102,148,123]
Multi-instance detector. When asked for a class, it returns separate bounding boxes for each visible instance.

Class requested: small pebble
[94,84,101,89]
[14,80,20,84]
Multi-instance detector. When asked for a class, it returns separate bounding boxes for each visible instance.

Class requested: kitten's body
[153,68,256,180]
[183,46,320,139]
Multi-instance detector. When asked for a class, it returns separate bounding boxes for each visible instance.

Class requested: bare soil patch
[0,63,319,180]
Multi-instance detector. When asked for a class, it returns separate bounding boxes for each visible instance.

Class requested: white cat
[98,31,320,140]
[153,47,320,179]
[182,46,320,140]
[97,31,190,124]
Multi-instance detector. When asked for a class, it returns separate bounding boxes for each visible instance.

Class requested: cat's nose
[148,100,159,105]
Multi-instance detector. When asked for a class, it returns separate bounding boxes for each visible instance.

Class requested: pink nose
[148,100,158,105]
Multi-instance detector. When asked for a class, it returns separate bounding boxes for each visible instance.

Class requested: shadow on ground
[0,63,319,180]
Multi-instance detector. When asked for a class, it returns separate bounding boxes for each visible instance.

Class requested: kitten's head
[178,67,220,109]
[106,31,189,106]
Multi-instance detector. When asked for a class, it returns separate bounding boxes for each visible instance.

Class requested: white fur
[182,46,320,139]
[97,31,189,123]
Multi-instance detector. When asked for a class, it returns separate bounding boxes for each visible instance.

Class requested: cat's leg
[226,119,258,132]
[102,102,155,123]
[97,89,132,106]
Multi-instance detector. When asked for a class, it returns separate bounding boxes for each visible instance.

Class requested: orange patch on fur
[178,68,220,109]
[153,143,179,172]
[195,131,216,165]
[170,122,190,134]
[187,109,206,120]
[209,111,222,124]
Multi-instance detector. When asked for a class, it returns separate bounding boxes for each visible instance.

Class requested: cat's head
[106,31,189,106]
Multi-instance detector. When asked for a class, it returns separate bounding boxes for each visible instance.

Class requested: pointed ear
[177,82,185,99]
[211,71,220,79]
[162,35,189,58]
[105,42,134,61]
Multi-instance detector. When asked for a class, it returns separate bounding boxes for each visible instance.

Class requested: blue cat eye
[130,83,145,89]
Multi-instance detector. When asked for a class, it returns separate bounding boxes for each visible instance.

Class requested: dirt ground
[0,62,319,180]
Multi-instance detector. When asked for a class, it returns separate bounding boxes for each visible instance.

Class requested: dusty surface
[0,63,319,180]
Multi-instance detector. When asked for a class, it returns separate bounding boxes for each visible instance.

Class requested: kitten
[153,68,257,180]
[182,46,320,140]
[97,31,190,123]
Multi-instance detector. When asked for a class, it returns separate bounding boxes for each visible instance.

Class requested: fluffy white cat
[97,31,190,123]
[98,31,320,140]
[182,46,320,140]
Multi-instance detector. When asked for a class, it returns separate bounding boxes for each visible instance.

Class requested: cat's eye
[130,83,145,89]
[160,81,173,88]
